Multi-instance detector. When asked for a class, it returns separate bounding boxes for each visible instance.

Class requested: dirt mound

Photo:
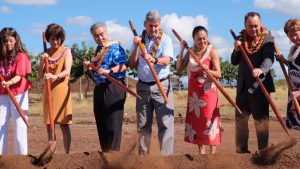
[251,137,297,164]
[0,151,299,169]
[1,115,299,169]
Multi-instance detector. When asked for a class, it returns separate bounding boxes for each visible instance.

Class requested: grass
[270,84,289,117]
[28,84,289,118]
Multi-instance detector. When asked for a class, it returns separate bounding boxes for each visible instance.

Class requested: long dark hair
[0,27,28,63]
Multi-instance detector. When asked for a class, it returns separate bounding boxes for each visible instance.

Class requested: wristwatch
[154,58,158,64]
[109,69,113,74]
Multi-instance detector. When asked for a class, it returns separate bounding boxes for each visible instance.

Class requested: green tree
[70,42,95,99]
[126,49,137,77]
[170,60,187,90]
[220,58,238,86]
[270,68,276,80]
[27,52,40,82]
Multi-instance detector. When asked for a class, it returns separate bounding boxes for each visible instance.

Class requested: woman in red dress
[176,26,221,154]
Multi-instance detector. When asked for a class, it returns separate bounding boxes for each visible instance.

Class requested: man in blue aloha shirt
[84,22,128,152]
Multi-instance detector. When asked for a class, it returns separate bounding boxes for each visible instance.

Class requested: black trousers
[93,80,126,152]
[235,89,269,153]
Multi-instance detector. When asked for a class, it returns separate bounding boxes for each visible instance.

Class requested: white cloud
[67,16,93,26]
[254,0,300,16]
[58,20,133,51]
[270,29,291,55]
[159,13,232,59]
[30,23,47,34]
[105,20,133,50]
[160,13,209,53]
[269,29,292,79]
[61,13,235,61]
[0,6,11,14]
[68,32,90,42]
[5,0,57,5]
[209,36,232,60]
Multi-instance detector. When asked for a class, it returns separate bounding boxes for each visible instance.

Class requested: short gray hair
[90,22,107,34]
[145,10,161,22]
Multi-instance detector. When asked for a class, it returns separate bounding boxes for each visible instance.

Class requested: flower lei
[0,61,13,78]
[0,54,17,78]
[239,27,267,55]
[48,47,66,64]
[141,29,163,58]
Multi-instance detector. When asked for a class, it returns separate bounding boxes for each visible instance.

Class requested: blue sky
[1,0,300,79]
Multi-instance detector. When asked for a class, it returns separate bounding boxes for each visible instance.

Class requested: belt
[138,77,168,86]
[95,81,111,87]
[95,78,125,87]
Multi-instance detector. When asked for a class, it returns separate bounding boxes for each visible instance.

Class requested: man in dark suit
[231,12,275,154]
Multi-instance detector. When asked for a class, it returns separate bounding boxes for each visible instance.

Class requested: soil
[0,114,300,169]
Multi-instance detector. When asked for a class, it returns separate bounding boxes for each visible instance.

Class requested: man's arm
[231,40,242,66]
[128,36,141,69]
[154,56,170,66]
[260,39,275,75]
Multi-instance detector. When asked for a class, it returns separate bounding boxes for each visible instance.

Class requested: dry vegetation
[1,82,297,169]
[28,82,289,118]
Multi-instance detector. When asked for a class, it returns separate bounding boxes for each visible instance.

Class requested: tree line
[28,42,276,98]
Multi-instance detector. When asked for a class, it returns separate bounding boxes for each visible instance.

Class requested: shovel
[32,32,56,166]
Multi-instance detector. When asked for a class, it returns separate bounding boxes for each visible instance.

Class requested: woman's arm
[176,40,189,73]
[2,75,21,86]
[207,48,221,78]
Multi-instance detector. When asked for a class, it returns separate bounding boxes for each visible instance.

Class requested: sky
[1,0,300,79]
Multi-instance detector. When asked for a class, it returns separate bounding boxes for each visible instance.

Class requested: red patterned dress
[184,45,221,145]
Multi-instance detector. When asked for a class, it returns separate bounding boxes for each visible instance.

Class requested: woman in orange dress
[38,23,73,154]
[176,26,221,154]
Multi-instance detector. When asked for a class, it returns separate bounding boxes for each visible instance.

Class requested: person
[231,12,275,154]
[281,19,300,130]
[129,10,175,156]
[38,23,73,154]
[176,26,222,155]
[0,27,31,155]
[83,22,127,152]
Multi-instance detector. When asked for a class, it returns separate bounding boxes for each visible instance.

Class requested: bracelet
[56,73,60,79]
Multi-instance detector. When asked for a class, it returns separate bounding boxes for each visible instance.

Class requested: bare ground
[0,114,300,169]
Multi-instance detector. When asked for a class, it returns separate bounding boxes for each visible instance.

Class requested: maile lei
[92,40,120,69]
[239,27,267,55]
[141,29,163,58]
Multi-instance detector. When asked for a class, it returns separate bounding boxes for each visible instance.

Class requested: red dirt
[0,114,300,169]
